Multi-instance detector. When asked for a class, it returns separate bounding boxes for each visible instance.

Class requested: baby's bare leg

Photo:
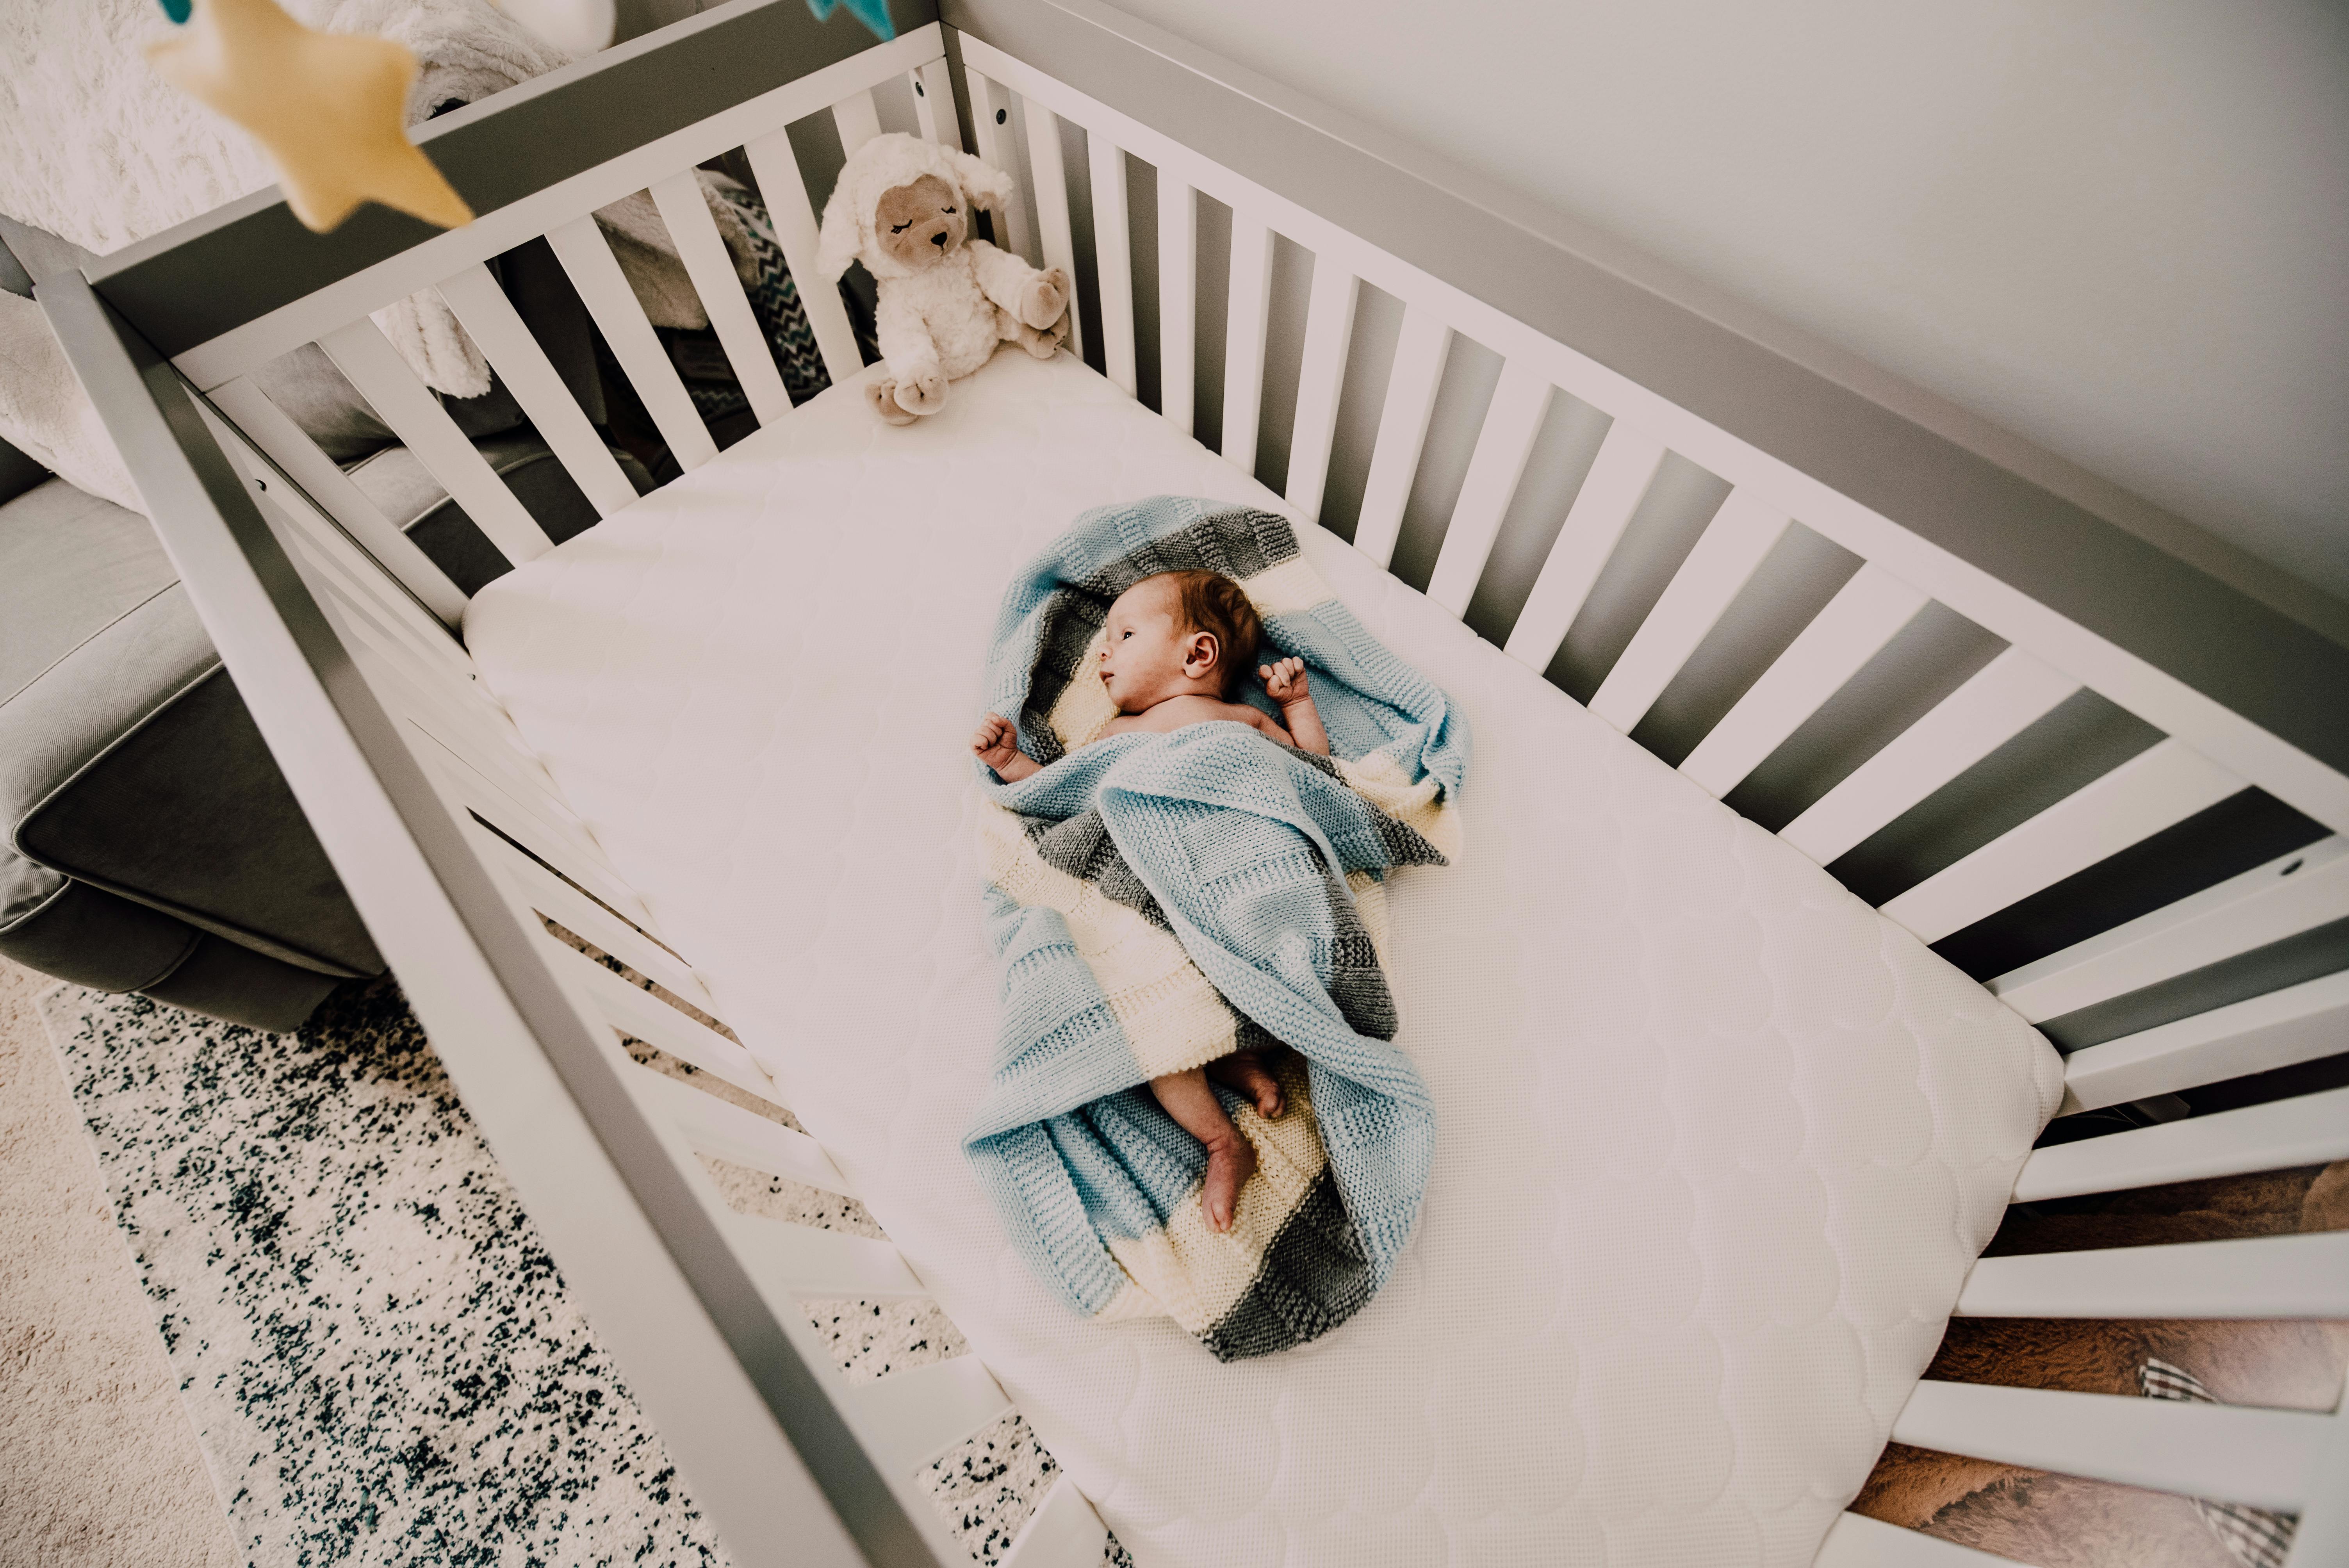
[1206,1049,1284,1120]
[1149,1067,1256,1233]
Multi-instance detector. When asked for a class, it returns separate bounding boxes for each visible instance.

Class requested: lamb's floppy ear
[815,171,862,281]
[948,150,1016,214]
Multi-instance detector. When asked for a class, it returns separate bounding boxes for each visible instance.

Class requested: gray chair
[1,218,646,1030]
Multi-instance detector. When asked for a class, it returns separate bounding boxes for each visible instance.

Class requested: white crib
[41,0,2349,1564]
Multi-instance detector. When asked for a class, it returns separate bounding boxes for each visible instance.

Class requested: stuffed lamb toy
[817,133,1070,424]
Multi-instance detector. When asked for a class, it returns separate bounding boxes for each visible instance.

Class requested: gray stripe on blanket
[1199,1166,1376,1362]
[1320,864,1398,1041]
[1024,810,1170,927]
[1024,810,1403,1040]
[1068,507,1299,600]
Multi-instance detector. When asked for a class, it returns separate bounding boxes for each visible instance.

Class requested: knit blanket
[965,497,1468,1360]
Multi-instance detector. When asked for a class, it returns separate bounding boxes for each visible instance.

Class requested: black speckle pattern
[45,973,1132,1568]
[44,978,727,1568]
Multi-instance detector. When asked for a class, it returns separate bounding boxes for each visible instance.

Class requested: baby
[972,570,1330,1233]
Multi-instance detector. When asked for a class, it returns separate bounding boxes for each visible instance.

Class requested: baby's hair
[1159,569,1261,697]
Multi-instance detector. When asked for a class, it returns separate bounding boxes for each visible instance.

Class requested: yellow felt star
[147,0,473,234]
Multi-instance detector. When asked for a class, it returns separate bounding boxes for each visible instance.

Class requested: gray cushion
[0,476,182,704]
[349,434,648,596]
[246,341,530,462]
[0,475,380,978]
[0,431,43,507]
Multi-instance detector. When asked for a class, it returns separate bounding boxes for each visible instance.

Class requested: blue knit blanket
[964,497,1467,1360]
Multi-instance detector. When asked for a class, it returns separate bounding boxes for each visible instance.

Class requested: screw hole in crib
[995,108,1007,123]
[915,80,925,95]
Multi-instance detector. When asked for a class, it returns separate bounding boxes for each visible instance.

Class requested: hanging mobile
[146,0,473,234]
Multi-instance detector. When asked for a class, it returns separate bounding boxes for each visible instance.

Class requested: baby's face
[1098,577,1199,713]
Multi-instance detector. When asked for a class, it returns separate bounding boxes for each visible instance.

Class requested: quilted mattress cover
[464,348,2062,1568]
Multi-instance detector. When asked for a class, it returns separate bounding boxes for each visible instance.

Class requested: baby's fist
[972,713,1022,769]
[1261,657,1310,705]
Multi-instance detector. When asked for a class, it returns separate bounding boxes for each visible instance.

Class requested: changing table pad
[465,349,2063,1568]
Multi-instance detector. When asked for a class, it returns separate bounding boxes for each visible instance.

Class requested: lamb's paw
[1019,267,1070,331]
[894,372,949,416]
[866,378,919,426]
[1014,320,1061,360]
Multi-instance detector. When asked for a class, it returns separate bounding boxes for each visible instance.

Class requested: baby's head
[1098,570,1261,713]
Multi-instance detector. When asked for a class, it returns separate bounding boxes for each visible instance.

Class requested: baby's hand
[972,713,1024,770]
[1260,657,1311,706]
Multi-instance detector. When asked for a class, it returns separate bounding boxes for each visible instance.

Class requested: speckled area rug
[40,977,728,1568]
[39,971,1124,1568]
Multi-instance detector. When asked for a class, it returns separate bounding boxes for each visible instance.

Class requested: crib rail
[951,19,2349,1100]
[46,0,2349,1563]
[952,12,2348,1563]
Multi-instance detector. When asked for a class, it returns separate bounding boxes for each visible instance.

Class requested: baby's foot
[1199,1129,1256,1233]
[1209,1051,1285,1120]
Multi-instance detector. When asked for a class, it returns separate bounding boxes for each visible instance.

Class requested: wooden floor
[1853,1160,2349,1566]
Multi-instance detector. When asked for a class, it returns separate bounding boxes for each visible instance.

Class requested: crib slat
[2284,1426,2349,1568]
[1002,1475,1112,1568]
[1780,647,2080,868]
[1679,565,1930,798]
[1502,422,1667,672]
[741,128,866,387]
[318,317,552,566]
[1889,1380,2328,1514]
[1220,213,1274,476]
[1588,489,1790,732]
[649,173,794,426]
[831,89,884,156]
[263,511,470,685]
[909,61,958,147]
[200,414,474,704]
[1020,98,1085,358]
[475,825,710,1008]
[1157,176,1196,434]
[546,215,719,471]
[544,934,777,1099]
[364,641,589,842]
[729,1211,929,1297]
[1879,738,2242,944]
[354,629,573,796]
[1813,1514,2018,1568]
[1425,362,1551,617]
[627,1063,855,1196]
[207,378,467,625]
[422,744,652,922]
[2059,969,2349,1113]
[1352,307,1451,569]
[965,72,1034,263]
[1954,1231,2349,1320]
[839,1355,1015,1475]
[1989,836,2349,1024]
[434,263,640,517]
[2017,1085,2349,1202]
[1086,134,1137,397]
[1283,256,1360,524]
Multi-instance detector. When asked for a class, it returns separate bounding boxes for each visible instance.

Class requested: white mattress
[465,349,2062,1568]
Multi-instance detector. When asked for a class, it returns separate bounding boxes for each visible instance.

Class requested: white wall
[1103,0,2349,605]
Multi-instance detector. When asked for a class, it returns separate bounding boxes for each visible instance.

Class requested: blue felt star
[806,0,894,43]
